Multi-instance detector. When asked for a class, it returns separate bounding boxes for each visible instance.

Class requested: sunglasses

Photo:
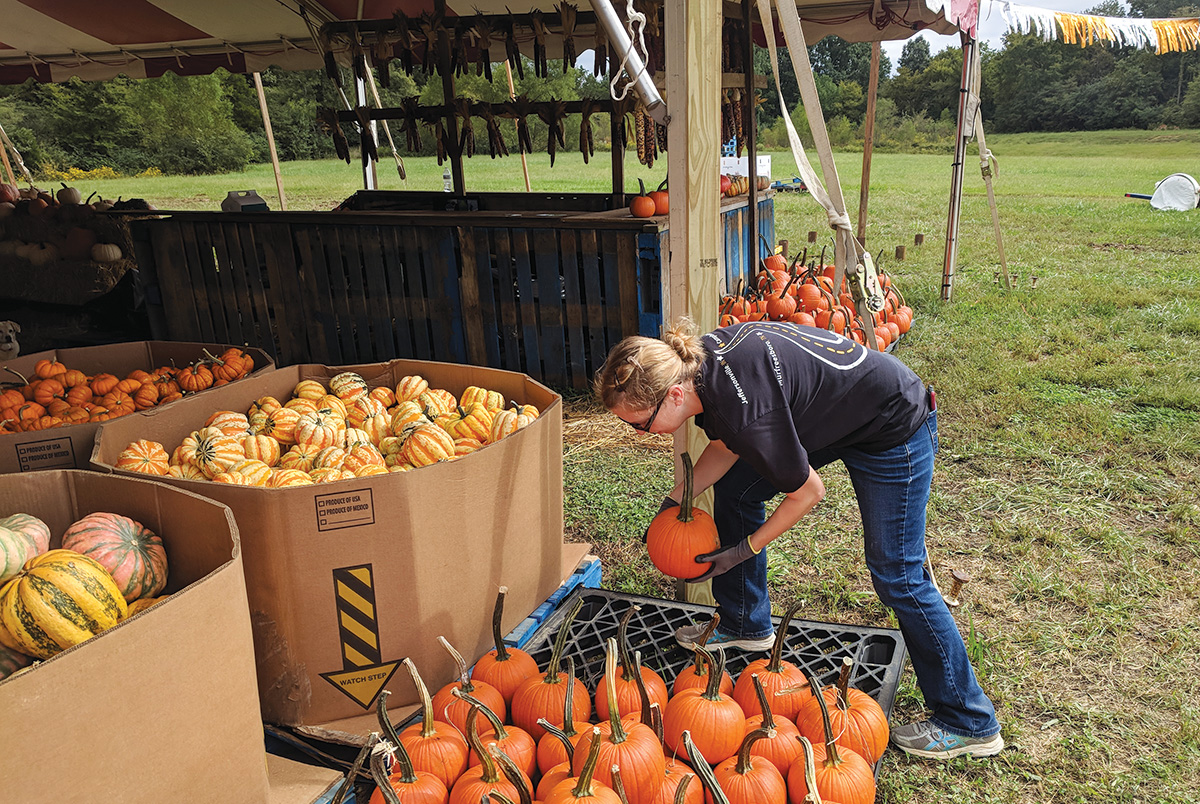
[628,393,667,432]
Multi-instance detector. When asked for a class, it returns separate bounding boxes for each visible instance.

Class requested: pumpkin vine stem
[402,657,441,738]
[806,670,842,767]
[797,736,824,804]
[438,635,478,694]
[836,656,853,711]
[766,600,805,674]
[673,774,695,804]
[688,614,721,678]
[544,596,583,683]
[3,367,29,385]
[617,605,637,678]
[559,655,581,737]
[779,273,798,300]
[611,764,631,804]
[537,718,577,764]
[368,741,402,804]
[465,707,502,783]
[603,636,630,743]
[734,727,772,775]
[331,733,376,804]
[694,644,726,702]
[751,673,778,732]
[489,793,518,804]
[572,726,605,797]
[452,687,510,742]
[681,730,731,804]
[491,586,511,662]
[632,649,653,727]
[678,452,697,523]
[491,745,534,804]
[649,701,664,743]
[375,690,419,785]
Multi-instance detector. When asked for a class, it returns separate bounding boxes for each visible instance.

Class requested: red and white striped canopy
[0,0,975,85]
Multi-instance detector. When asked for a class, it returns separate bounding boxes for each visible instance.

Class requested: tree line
[0,0,1195,176]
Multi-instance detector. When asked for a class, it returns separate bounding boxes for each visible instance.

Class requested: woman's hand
[689,538,757,582]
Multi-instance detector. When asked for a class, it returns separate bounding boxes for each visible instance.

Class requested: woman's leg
[709,458,778,639]
[840,411,1000,738]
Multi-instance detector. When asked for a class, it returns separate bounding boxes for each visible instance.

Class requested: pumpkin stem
[836,656,853,711]
[368,741,402,804]
[681,731,731,804]
[751,673,777,731]
[331,733,376,804]
[766,600,804,674]
[465,707,502,783]
[805,670,842,767]
[797,736,824,803]
[657,178,668,192]
[673,774,695,804]
[649,701,664,742]
[694,644,727,702]
[631,649,653,728]
[617,605,637,678]
[489,794,517,804]
[3,367,29,385]
[637,177,647,196]
[375,690,418,784]
[678,452,696,523]
[437,635,476,694]
[611,764,631,804]
[561,655,580,738]
[545,596,583,682]
[490,586,511,662]
[491,745,534,804]
[401,658,439,740]
[689,614,721,676]
[789,246,809,275]
[572,727,605,797]
[604,636,629,743]
[537,718,577,764]
[452,687,509,741]
[734,727,772,775]
[779,273,798,300]
[201,348,226,366]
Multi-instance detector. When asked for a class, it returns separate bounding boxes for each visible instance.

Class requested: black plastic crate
[521,588,908,720]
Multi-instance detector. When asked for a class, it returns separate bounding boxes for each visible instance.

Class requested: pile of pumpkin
[114,371,540,485]
[720,246,914,352]
[0,510,170,678]
[344,587,886,804]
[0,348,257,433]
[0,182,133,265]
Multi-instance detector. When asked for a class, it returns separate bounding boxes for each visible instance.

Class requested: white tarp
[1150,173,1200,211]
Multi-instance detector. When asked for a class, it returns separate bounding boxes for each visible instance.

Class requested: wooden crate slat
[615,232,639,337]
[493,228,522,373]
[557,228,588,388]
[456,226,488,367]
[321,227,360,362]
[232,223,276,358]
[414,227,447,363]
[471,227,502,369]
[344,227,379,361]
[510,228,543,379]
[402,225,433,361]
[257,223,309,366]
[360,225,398,361]
[431,227,468,364]
[581,229,611,371]
[207,222,248,346]
[379,226,415,360]
[176,222,218,343]
[150,220,204,342]
[293,226,343,364]
[532,229,566,388]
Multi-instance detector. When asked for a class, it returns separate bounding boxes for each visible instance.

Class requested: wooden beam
[856,42,879,242]
[253,72,287,211]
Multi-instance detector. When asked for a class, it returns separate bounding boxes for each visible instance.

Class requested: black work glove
[641,496,678,544]
[689,537,758,582]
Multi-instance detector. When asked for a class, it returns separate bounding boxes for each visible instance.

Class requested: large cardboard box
[92,359,566,733]
[0,341,273,473]
[0,470,269,804]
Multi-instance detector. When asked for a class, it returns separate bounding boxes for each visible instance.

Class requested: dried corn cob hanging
[656,121,668,154]
[316,107,351,164]
[558,3,579,70]
[393,12,415,75]
[473,14,494,81]
[634,105,647,166]
[579,99,597,163]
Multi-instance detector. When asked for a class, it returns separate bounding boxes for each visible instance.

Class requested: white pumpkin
[91,242,122,262]
[56,183,82,205]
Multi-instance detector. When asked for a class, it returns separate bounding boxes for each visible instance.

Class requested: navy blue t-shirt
[694,322,929,493]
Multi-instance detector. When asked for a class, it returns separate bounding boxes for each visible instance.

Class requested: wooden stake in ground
[253,72,287,211]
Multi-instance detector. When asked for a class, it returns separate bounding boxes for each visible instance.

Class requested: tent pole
[253,72,288,211]
[942,34,975,302]
[505,60,532,192]
[856,42,880,243]
[354,77,377,190]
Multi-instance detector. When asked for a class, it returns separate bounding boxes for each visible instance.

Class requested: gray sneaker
[674,621,776,652]
[890,720,1005,759]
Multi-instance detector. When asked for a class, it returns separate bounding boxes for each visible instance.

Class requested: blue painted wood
[532,228,567,388]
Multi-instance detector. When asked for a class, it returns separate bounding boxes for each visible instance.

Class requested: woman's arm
[747,469,825,552]
[665,438,740,502]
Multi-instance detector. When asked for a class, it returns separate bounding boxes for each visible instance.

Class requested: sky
[878,0,1127,70]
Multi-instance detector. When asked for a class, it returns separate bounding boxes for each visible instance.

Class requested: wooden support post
[856,42,880,243]
[666,0,722,606]
[253,72,287,211]
[895,245,906,261]
[808,230,817,242]
[942,35,976,301]
[779,238,789,259]
[743,0,757,280]
[915,233,925,246]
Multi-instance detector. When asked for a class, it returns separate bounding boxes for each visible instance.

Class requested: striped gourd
[389,400,430,436]
[461,385,506,413]
[204,410,251,436]
[0,549,128,659]
[0,514,51,555]
[418,389,456,417]
[395,374,429,403]
[317,394,349,422]
[437,403,494,443]
[1,527,38,585]
[344,443,386,474]
[229,459,273,486]
[313,446,348,470]
[295,411,344,451]
[168,463,206,481]
[353,464,389,478]
[330,371,369,404]
[400,423,455,467]
[247,395,283,418]
[309,467,353,484]
[264,407,302,445]
[454,438,483,457]
[61,513,168,603]
[283,397,320,417]
[292,379,327,400]
[186,427,245,479]
[388,463,414,473]
[343,427,373,449]
[115,439,170,476]
[490,404,540,442]
[347,396,387,430]
[212,471,254,485]
[368,386,396,409]
[242,434,282,467]
[279,443,320,473]
[268,468,315,488]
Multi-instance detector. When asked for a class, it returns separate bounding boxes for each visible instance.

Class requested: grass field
[102,131,1198,802]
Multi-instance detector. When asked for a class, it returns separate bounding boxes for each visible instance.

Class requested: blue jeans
[710,408,1000,737]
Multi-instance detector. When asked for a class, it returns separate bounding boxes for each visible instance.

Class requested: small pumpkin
[115,439,171,476]
[91,242,122,263]
[630,178,657,218]
[395,375,430,403]
[61,512,169,603]
[471,586,541,708]
[645,453,719,579]
[400,423,455,467]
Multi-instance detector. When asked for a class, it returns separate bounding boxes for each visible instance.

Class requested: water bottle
[442,166,452,192]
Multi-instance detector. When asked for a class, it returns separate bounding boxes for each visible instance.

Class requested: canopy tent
[0,0,975,85]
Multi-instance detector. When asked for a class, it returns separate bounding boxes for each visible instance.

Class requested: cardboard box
[0,470,268,804]
[0,341,273,473]
[92,360,565,732]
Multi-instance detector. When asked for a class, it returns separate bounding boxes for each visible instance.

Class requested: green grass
[104,130,1200,802]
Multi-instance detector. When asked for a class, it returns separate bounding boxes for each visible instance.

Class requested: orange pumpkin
[115,439,171,476]
[470,586,541,708]
[645,453,719,580]
[785,671,875,804]
[399,657,470,790]
[793,657,889,765]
